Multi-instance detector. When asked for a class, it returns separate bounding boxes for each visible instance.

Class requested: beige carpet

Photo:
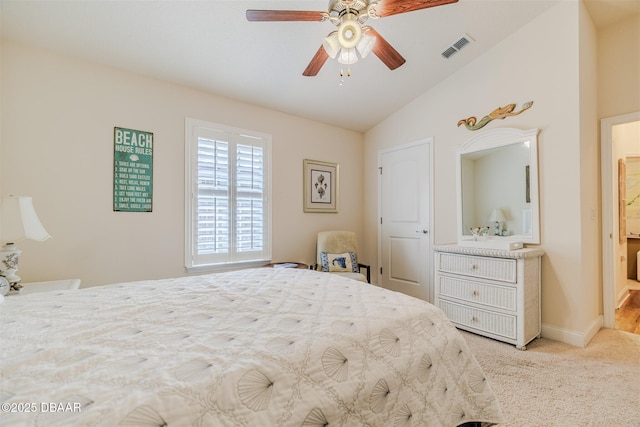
[461,328,640,427]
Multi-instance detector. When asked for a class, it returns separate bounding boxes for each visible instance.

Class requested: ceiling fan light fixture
[337,15,362,49]
[323,32,341,59]
[246,0,460,77]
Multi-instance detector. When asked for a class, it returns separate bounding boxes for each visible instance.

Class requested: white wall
[0,41,364,287]
[363,2,601,343]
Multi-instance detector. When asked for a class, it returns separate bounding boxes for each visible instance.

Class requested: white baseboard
[617,291,631,309]
[616,285,634,309]
[541,315,603,348]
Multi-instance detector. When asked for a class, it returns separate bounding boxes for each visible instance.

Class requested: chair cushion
[320,252,359,273]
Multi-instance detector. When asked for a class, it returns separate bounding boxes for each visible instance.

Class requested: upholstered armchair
[313,231,370,283]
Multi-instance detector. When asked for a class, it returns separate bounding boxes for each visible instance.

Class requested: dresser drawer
[437,275,517,311]
[438,299,516,340]
[437,253,517,283]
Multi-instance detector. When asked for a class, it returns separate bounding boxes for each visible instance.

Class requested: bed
[0,268,502,426]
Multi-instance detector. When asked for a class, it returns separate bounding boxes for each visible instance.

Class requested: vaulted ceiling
[1,0,637,132]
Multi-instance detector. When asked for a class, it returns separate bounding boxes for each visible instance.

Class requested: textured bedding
[0,268,502,426]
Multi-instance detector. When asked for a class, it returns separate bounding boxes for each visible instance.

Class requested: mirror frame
[456,127,540,245]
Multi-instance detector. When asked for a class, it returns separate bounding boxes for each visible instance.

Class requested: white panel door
[379,141,432,302]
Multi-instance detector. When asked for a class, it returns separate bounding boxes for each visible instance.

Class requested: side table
[264,262,309,269]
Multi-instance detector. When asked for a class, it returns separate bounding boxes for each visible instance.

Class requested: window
[185,118,271,271]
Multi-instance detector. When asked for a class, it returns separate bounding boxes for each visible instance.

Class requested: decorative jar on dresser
[434,244,544,350]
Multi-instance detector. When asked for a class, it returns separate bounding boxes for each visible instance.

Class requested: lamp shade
[338,47,358,65]
[322,32,341,59]
[488,208,506,223]
[356,32,376,58]
[0,196,51,244]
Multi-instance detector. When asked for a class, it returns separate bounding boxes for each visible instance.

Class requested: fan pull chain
[343,66,351,82]
[338,65,353,86]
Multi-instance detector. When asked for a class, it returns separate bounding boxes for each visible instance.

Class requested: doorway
[601,111,640,329]
[378,139,433,302]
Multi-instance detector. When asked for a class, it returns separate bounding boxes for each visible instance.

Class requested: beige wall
[0,41,364,287]
[598,12,640,314]
[598,13,640,119]
[577,0,600,339]
[363,2,602,344]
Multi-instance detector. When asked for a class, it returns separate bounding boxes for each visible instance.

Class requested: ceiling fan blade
[246,10,326,22]
[303,46,329,76]
[367,28,406,70]
[375,0,458,18]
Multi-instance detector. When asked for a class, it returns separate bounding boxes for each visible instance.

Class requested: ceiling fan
[246,0,459,77]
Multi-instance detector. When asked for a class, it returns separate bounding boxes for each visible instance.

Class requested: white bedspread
[0,268,502,426]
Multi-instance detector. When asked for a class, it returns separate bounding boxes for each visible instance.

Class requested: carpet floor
[460,328,640,427]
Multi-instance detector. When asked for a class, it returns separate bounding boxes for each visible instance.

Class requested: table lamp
[489,208,506,236]
[0,196,51,289]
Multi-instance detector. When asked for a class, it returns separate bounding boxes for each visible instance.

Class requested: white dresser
[434,244,543,350]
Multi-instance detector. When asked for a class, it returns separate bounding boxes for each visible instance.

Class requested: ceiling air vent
[441,47,457,59]
[441,33,474,59]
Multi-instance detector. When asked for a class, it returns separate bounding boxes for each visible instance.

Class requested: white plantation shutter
[196,138,229,256]
[236,144,264,253]
[186,119,271,270]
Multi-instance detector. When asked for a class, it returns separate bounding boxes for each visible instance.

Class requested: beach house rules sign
[113,127,153,212]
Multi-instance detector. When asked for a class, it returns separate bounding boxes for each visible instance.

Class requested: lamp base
[0,243,22,287]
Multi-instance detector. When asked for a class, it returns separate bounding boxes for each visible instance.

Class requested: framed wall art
[113,127,153,212]
[303,159,338,213]
[627,156,640,221]
[619,158,626,242]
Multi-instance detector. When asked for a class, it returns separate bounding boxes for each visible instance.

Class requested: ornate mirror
[456,128,540,246]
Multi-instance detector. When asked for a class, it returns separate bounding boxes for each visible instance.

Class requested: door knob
[416,229,428,234]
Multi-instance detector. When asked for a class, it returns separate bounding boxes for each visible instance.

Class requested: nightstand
[19,279,81,295]
[264,262,309,269]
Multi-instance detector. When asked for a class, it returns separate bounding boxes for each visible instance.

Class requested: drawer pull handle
[471,316,479,322]
[470,264,478,270]
[472,290,479,297]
